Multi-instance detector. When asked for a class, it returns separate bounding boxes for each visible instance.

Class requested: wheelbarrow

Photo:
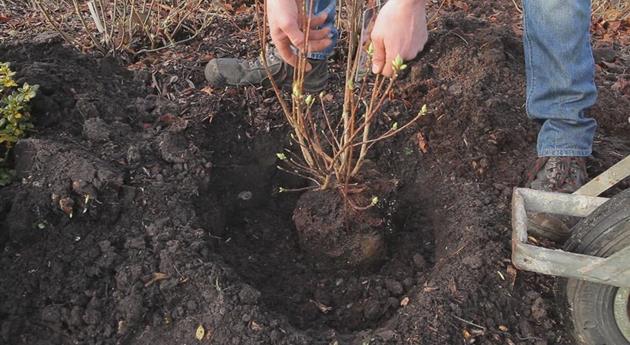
[512,155,630,345]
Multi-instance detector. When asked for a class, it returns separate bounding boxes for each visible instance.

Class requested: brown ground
[0,1,629,345]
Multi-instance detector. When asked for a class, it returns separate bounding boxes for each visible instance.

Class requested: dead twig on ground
[31,0,214,56]
[593,0,630,21]
[452,314,487,331]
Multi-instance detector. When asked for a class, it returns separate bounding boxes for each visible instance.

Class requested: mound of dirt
[0,5,628,345]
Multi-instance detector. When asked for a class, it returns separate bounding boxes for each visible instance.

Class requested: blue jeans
[523,0,597,157]
[306,0,338,60]
[309,0,597,157]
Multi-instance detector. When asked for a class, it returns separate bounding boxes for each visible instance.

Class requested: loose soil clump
[0,3,629,345]
[293,167,398,269]
[293,188,388,268]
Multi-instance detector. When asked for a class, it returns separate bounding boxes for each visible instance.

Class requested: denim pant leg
[307,0,338,60]
[523,0,597,157]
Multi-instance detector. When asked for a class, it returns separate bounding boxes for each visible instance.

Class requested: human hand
[267,0,333,69]
[371,0,428,77]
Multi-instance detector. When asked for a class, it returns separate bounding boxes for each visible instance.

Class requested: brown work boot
[204,47,329,93]
[526,157,588,241]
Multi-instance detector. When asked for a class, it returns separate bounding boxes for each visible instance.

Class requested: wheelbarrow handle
[574,155,630,197]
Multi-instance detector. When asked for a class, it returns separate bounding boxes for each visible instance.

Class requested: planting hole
[198,153,436,333]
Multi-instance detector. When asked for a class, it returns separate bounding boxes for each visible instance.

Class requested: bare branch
[258,0,423,194]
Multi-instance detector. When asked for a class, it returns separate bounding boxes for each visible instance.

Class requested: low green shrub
[0,62,38,186]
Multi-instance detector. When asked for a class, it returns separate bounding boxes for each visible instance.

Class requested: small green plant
[0,62,38,186]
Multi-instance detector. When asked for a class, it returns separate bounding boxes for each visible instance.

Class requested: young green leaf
[370,196,379,206]
[367,42,375,57]
[292,83,302,98]
[392,55,405,72]
[305,94,314,106]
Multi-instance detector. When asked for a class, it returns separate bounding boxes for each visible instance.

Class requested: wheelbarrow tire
[556,188,630,345]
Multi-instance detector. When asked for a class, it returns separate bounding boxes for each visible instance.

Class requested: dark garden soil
[1,1,629,345]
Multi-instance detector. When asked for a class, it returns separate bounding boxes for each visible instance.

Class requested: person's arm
[267,0,332,69]
[371,0,428,77]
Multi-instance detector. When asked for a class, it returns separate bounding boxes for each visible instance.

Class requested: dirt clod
[0,3,628,344]
[531,297,548,321]
[239,285,261,305]
[83,117,111,142]
[293,188,387,268]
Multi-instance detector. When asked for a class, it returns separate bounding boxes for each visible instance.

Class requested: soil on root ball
[293,188,388,269]
[293,169,398,269]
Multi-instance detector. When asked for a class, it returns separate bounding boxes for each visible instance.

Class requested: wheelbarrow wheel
[557,189,630,345]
